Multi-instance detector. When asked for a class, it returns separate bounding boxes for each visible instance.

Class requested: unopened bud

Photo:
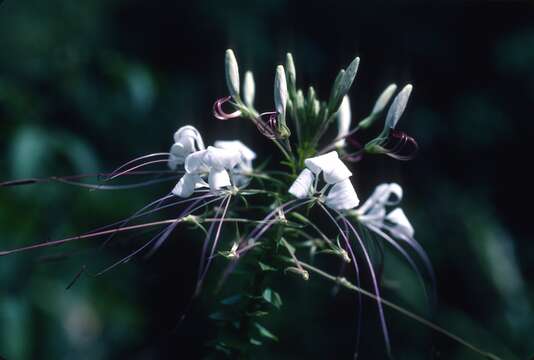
[385,84,413,129]
[286,53,296,94]
[274,65,288,117]
[225,49,240,99]
[243,71,255,107]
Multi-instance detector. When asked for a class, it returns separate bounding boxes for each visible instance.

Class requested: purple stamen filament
[213,96,242,120]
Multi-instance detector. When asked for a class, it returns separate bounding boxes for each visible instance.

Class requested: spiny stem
[285,257,502,360]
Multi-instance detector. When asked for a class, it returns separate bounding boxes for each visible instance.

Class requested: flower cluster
[0,48,441,359]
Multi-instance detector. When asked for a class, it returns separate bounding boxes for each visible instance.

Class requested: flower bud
[335,96,351,148]
[225,49,240,99]
[359,84,398,129]
[329,57,360,113]
[274,65,288,117]
[286,53,296,94]
[372,84,398,115]
[243,71,255,107]
[385,84,413,129]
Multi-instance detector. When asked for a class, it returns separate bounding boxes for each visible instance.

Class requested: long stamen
[0,196,222,257]
[95,196,230,275]
[366,223,433,302]
[378,224,437,303]
[213,96,242,120]
[56,176,180,191]
[195,195,232,295]
[214,199,310,291]
[0,170,177,188]
[194,195,234,296]
[317,203,363,357]
[106,159,171,181]
[108,152,171,179]
[101,193,175,249]
[339,212,392,357]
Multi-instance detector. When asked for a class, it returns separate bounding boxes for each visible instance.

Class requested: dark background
[0,1,533,359]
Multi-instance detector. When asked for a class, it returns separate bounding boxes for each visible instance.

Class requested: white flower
[214,140,256,187]
[356,182,414,238]
[289,151,359,210]
[335,96,351,148]
[174,146,241,197]
[168,125,205,170]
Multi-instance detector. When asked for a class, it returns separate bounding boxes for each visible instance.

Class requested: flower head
[289,151,359,210]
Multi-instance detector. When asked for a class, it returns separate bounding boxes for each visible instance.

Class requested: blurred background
[0,1,533,359]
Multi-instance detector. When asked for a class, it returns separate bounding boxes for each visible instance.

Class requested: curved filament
[213,96,242,120]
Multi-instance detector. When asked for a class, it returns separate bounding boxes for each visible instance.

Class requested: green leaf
[254,323,278,342]
[209,311,230,321]
[246,310,270,317]
[262,288,283,309]
[221,294,242,305]
[250,338,263,346]
[258,262,277,272]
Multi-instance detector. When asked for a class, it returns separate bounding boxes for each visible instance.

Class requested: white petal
[358,183,403,215]
[386,208,414,238]
[172,173,203,198]
[168,154,181,170]
[169,126,205,170]
[288,169,315,199]
[208,168,231,191]
[168,141,192,169]
[386,183,403,205]
[325,178,359,210]
[322,158,352,184]
[173,125,205,150]
[304,151,339,175]
[335,96,351,148]
[214,140,256,161]
[184,150,209,174]
[203,146,241,170]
